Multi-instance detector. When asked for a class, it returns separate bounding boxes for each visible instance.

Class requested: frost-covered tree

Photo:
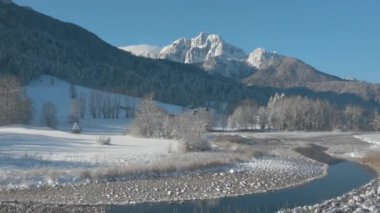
[265,94,333,131]
[78,92,86,119]
[68,99,80,124]
[176,108,213,151]
[344,105,363,131]
[88,91,122,119]
[257,106,268,130]
[89,91,101,119]
[0,76,32,125]
[372,111,380,131]
[41,102,58,129]
[130,94,213,151]
[131,94,167,137]
[69,83,77,99]
[266,93,285,130]
[228,99,258,130]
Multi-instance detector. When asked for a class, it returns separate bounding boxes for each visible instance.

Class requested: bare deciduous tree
[41,102,58,129]
[372,111,380,131]
[68,98,80,124]
[131,94,167,137]
[69,83,77,99]
[0,76,32,125]
[228,100,258,130]
[88,90,122,119]
[78,92,86,119]
[344,105,363,131]
[130,94,213,151]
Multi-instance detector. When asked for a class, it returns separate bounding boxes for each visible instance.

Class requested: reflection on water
[108,162,375,213]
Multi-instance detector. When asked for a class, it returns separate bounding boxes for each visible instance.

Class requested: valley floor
[1,121,379,213]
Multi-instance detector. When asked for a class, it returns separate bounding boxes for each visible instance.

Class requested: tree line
[227,93,380,131]
[1,74,380,133]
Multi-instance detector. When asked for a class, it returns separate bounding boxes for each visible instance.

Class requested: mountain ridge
[120,32,344,86]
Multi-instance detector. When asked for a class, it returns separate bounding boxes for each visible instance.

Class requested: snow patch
[119,44,161,58]
[354,134,380,146]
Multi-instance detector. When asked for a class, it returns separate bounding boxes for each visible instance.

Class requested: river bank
[281,178,380,213]
[0,156,325,206]
[0,132,376,213]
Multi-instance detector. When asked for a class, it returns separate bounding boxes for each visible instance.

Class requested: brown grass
[80,152,244,182]
[211,135,263,161]
[360,151,380,173]
[212,134,251,144]
[294,144,342,165]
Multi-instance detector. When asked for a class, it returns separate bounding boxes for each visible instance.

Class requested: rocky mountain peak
[191,32,210,46]
[157,32,247,64]
[247,48,280,69]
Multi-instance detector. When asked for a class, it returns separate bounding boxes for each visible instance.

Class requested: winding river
[107,161,375,213]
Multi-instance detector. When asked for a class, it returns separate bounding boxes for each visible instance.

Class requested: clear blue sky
[14,0,380,83]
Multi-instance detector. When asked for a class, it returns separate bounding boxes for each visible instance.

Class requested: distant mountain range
[0,1,379,109]
[120,32,341,85]
[121,33,380,104]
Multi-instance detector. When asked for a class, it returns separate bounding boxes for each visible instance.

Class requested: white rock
[292,207,303,213]
[353,208,365,213]
[353,196,363,202]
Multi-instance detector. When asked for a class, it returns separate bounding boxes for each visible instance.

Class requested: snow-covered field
[0,124,180,189]
[0,125,176,164]
[0,76,187,189]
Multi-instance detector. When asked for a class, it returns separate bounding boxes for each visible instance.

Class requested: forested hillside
[0,2,253,107]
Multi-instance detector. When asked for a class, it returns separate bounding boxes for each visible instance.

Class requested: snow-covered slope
[25,75,184,128]
[119,44,161,58]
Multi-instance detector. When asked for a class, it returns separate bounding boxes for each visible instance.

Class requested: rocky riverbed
[281,178,380,213]
[0,202,106,213]
[0,156,325,206]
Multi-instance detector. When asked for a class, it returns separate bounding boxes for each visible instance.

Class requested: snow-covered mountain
[246,48,282,69]
[159,32,247,64]
[120,32,280,78]
[120,32,343,86]
[121,33,247,63]
[119,44,161,58]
